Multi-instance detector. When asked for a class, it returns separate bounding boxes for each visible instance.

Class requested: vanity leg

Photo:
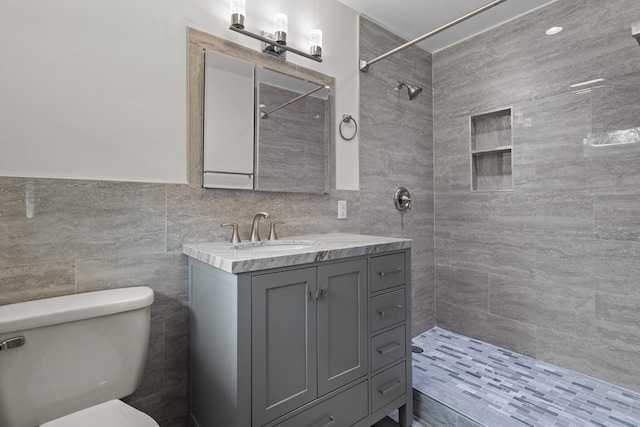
[398,403,412,426]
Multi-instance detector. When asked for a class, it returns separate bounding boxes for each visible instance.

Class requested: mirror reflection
[202,49,332,193]
[255,67,330,193]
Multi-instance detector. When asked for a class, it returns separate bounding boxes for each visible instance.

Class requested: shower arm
[359,0,507,73]
[260,84,329,119]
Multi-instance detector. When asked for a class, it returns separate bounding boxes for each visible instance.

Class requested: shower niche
[470,108,513,192]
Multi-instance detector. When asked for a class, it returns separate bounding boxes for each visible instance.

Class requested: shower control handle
[394,187,412,211]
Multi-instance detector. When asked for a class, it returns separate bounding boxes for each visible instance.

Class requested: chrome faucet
[249,212,270,242]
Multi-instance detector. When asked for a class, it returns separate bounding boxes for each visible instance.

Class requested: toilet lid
[40,399,159,427]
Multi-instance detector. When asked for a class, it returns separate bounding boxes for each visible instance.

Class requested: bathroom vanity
[183,233,412,427]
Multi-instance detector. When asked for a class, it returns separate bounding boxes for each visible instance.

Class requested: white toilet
[0,286,159,427]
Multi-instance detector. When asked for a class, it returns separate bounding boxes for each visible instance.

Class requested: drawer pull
[378,305,403,317]
[314,416,336,427]
[378,268,402,277]
[379,379,403,396]
[377,342,401,356]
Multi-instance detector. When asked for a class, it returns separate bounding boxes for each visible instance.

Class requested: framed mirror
[202,47,333,194]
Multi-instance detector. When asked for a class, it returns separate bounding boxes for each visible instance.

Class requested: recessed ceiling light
[545,26,563,35]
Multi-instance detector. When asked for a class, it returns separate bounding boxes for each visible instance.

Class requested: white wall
[0,0,360,189]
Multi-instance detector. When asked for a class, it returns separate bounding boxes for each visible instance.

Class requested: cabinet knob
[309,289,327,300]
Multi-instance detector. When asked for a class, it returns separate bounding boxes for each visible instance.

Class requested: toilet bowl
[0,287,159,427]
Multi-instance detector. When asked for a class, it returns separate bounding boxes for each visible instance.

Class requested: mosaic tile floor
[412,328,640,427]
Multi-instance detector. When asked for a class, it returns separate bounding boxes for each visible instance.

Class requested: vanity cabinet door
[252,268,318,426]
[317,259,368,396]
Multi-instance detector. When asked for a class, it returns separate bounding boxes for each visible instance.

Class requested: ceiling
[335,0,559,52]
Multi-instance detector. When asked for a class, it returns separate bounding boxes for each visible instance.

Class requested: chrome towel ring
[339,114,358,140]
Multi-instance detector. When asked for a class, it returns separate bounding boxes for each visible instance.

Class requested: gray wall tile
[436,301,537,357]
[0,179,166,267]
[450,230,536,280]
[435,266,488,312]
[595,292,640,352]
[592,239,640,296]
[0,262,75,305]
[594,191,640,242]
[534,235,596,288]
[489,274,595,337]
[359,17,435,334]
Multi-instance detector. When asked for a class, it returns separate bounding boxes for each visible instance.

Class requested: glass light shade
[230,0,245,16]
[274,13,288,33]
[310,29,322,48]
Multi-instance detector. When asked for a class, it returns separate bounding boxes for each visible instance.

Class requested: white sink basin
[233,240,319,252]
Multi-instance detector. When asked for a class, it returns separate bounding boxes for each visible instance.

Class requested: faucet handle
[268,221,285,240]
[221,223,241,243]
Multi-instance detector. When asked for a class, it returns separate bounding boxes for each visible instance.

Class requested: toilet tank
[0,287,154,427]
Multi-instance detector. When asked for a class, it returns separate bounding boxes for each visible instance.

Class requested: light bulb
[230,0,245,29]
[310,29,322,58]
[274,13,288,44]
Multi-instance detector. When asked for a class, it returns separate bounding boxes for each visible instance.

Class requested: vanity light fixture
[228,2,323,62]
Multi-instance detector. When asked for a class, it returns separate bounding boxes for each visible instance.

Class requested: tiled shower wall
[433,0,640,393]
[0,20,434,427]
[359,17,435,335]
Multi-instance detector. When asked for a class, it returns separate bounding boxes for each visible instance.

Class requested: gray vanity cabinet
[188,250,411,427]
[251,259,368,426]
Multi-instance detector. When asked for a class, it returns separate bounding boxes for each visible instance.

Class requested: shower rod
[260,84,329,119]
[360,0,507,72]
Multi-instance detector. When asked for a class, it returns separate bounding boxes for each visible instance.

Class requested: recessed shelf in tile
[470,108,513,192]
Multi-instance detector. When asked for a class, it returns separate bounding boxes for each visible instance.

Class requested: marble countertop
[182,233,412,274]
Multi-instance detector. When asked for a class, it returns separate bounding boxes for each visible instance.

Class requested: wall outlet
[338,200,347,219]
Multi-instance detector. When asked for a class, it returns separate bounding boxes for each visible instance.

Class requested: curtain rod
[260,84,329,119]
[360,0,508,73]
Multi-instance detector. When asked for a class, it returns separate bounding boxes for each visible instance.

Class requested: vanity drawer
[275,381,368,427]
[370,289,406,332]
[371,362,407,412]
[370,253,405,293]
[371,325,406,372]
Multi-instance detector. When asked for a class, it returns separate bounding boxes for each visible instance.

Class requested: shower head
[397,82,423,100]
[633,20,640,46]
